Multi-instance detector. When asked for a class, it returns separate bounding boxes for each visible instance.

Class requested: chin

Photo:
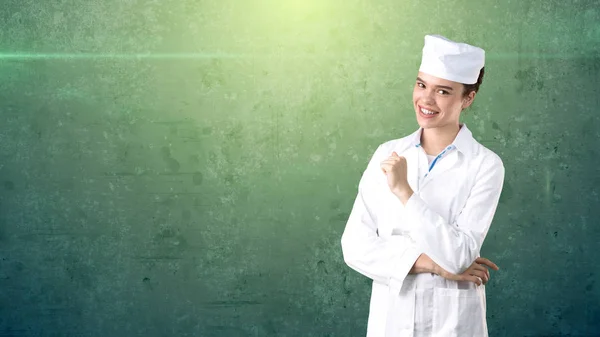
[415,114,435,128]
[417,122,436,129]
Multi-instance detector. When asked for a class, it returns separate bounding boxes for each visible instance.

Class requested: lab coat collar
[409,123,476,159]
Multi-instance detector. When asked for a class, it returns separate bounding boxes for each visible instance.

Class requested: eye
[417,82,425,88]
[438,89,449,95]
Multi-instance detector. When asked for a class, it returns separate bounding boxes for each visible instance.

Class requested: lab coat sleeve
[341,144,422,292]
[403,153,505,275]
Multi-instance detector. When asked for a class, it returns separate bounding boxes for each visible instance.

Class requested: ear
[462,91,477,109]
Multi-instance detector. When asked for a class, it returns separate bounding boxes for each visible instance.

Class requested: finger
[461,267,490,286]
[471,269,488,279]
[461,275,482,286]
[472,265,490,282]
[476,257,499,270]
[476,257,499,271]
[470,270,488,283]
[380,165,394,174]
[383,159,404,167]
[473,264,490,274]
[392,151,399,157]
[380,163,392,173]
[478,266,490,281]
[380,161,399,170]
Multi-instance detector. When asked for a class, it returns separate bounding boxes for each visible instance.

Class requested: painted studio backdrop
[1,1,599,336]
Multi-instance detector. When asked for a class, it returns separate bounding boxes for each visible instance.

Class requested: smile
[419,105,439,115]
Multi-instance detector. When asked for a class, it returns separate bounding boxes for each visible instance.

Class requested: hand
[438,257,500,286]
[380,151,411,200]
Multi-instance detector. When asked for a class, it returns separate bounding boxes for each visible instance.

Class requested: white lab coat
[341,123,505,337]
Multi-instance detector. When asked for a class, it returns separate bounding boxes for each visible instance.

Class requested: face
[412,71,475,129]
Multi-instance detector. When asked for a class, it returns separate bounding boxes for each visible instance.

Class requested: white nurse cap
[418,34,485,84]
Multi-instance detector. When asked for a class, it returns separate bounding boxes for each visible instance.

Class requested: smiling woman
[413,67,485,131]
[341,34,505,337]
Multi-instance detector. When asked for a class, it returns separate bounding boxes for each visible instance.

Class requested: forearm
[391,154,505,275]
[341,180,422,289]
[408,253,442,275]
[395,190,447,276]
[394,186,500,274]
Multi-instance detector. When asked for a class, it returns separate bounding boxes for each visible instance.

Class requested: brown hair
[462,67,485,98]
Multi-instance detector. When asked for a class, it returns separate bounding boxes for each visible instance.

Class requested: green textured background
[1,1,599,336]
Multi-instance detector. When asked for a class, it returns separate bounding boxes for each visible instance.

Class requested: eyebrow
[416,77,454,91]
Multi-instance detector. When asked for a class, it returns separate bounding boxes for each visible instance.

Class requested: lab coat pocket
[431,287,486,337]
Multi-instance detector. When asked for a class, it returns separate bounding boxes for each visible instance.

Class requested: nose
[420,89,436,104]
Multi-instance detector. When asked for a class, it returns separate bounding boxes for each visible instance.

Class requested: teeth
[421,107,438,115]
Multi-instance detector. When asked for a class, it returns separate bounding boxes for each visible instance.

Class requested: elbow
[342,254,355,268]
[436,234,480,274]
[340,233,358,267]
[340,235,351,264]
[457,240,481,273]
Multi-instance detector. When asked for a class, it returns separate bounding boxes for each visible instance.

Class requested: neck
[420,123,461,155]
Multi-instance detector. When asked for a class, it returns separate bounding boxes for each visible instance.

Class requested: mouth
[418,105,439,117]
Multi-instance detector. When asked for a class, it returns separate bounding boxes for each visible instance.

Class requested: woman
[341,34,505,337]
